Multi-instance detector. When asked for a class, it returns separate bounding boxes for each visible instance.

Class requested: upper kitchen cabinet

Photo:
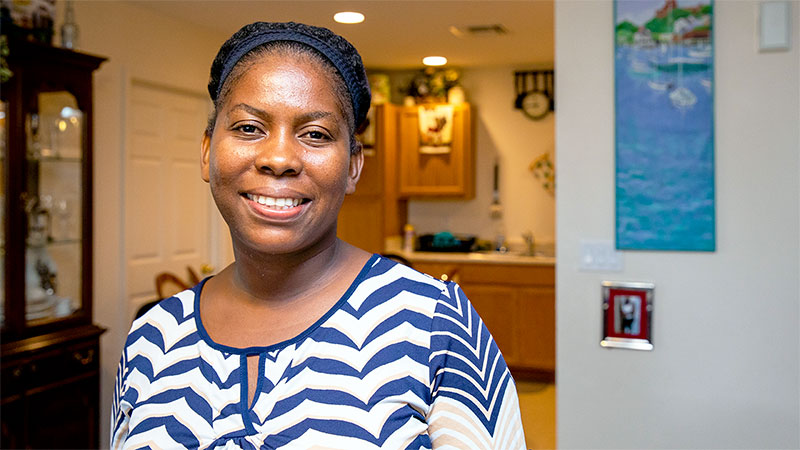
[398,103,474,198]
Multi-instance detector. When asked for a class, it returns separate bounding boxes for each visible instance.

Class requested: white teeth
[247,194,302,209]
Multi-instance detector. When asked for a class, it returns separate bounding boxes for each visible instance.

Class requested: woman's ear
[201,131,212,183]
[345,142,364,195]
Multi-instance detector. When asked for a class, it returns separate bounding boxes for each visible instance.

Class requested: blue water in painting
[615,44,715,251]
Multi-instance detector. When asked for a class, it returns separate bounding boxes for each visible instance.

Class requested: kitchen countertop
[390,249,556,266]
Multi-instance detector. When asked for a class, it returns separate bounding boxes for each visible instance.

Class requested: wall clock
[520,91,550,120]
[514,70,554,121]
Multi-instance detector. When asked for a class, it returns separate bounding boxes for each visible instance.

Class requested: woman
[112,22,525,449]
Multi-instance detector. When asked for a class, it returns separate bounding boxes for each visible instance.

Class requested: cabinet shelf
[27,238,82,248]
[30,155,83,164]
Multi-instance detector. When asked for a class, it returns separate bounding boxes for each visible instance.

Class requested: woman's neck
[228,234,347,305]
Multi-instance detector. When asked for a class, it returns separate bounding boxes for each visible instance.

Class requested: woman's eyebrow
[297,111,335,122]
[230,104,335,124]
[230,103,269,118]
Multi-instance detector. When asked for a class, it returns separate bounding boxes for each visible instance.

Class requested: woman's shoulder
[342,255,459,324]
[124,284,201,351]
[365,255,449,296]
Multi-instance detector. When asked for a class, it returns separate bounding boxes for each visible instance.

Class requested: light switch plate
[580,239,623,272]
[759,1,791,51]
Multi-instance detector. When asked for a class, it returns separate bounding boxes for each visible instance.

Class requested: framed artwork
[417,104,453,154]
[614,0,715,251]
[601,281,654,351]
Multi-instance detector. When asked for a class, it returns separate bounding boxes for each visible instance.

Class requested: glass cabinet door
[1,100,6,328]
[24,90,83,324]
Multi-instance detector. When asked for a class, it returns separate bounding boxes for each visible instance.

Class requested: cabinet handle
[73,349,95,365]
[440,269,460,284]
[12,368,22,378]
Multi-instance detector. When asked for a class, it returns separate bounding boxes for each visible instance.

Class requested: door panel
[125,83,211,316]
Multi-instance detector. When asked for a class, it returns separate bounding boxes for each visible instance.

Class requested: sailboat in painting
[648,43,672,91]
[669,55,697,109]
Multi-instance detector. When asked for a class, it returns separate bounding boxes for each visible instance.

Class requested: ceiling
[132,0,554,69]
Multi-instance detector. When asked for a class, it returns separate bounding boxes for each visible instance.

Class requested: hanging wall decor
[417,104,454,154]
[600,281,654,351]
[614,0,715,251]
[513,70,554,120]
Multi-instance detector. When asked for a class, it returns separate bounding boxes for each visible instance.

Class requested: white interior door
[124,81,216,316]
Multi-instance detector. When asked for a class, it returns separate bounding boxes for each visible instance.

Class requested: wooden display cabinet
[338,103,407,253]
[397,103,474,198]
[413,261,555,381]
[1,38,106,449]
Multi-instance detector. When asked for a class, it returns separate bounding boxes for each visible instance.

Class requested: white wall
[54,2,226,446]
[408,66,556,248]
[556,1,800,448]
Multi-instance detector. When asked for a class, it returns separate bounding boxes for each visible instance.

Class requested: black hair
[206,22,371,154]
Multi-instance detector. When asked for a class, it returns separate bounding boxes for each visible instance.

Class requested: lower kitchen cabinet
[412,261,555,381]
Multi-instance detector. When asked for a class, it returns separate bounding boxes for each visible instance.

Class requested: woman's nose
[254,130,302,176]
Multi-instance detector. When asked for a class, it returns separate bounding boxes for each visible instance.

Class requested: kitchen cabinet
[1,38,106,448]
[338,104,407,252]
[398,104,474,198]
[413,260,555,380]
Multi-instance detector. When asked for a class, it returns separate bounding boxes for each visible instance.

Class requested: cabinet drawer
[26,341,99,389]
[1,361,26,400]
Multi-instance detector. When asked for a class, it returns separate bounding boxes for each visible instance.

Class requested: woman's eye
[302,129,332,142]
[236,124,259,134]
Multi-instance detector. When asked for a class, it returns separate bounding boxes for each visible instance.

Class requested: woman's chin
[233,230,337,258]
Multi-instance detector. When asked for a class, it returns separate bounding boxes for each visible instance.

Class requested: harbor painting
[615,0,715,251]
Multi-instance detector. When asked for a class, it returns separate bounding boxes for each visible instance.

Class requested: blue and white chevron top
[112,255,525,449]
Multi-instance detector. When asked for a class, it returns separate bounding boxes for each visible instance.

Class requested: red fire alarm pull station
[601,281,654,351]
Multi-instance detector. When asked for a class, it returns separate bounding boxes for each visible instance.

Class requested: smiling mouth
[244,193,310,210]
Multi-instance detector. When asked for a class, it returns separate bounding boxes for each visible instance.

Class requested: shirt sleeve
[426,282,526,449]
[110,345,132,449]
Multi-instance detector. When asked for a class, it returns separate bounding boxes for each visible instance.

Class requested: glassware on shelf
[54,197,72,241]
[26,113,42,160]
[25,247,58,321]
[39,92,83,160]
[25,194,52,247]
[60,0,79,49]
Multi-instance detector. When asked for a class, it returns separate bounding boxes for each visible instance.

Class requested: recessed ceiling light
[423,56,447,66]
[334,12,365,24]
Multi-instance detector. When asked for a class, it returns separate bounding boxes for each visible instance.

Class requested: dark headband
[209,22,371,130]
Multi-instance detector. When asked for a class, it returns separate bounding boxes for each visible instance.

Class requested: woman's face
[201,53,362,256]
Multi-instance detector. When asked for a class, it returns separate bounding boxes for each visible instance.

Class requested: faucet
[522,231,535,256]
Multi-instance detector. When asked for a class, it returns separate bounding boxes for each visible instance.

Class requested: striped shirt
[112,254,526,449]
